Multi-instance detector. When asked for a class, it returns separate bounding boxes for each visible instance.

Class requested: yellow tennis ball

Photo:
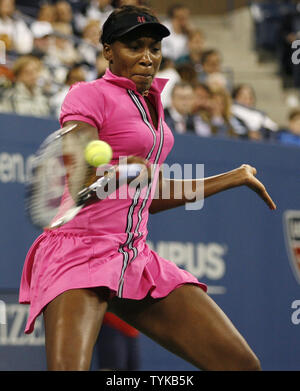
[84,140,113,167]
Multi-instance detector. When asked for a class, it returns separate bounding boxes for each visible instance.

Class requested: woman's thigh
[109,285,261,371]
[43,287,109,370]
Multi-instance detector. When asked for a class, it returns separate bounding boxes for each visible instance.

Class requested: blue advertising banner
[0,113,59,289]
[0,114,299,370]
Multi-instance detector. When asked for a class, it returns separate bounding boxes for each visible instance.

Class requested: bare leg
[43,287,109,370]
[109,285,261,371]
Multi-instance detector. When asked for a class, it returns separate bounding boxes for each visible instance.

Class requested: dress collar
[102,68,169,95]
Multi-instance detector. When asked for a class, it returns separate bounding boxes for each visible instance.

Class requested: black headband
[101,11,170,44]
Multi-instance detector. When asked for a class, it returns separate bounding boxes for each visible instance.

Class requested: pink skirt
[19,230,207,334]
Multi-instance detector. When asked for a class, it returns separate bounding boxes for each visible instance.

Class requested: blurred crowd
[0,0,299,147]
[251,0,300,88]
[249,0,300,146]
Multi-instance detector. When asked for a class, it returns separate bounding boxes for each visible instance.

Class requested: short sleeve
[59,81,104,130]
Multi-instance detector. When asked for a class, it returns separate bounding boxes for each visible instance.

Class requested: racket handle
[77,163,143,205]
[117,164,143,182]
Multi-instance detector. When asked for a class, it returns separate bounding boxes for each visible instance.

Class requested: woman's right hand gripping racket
[26,124,148,229]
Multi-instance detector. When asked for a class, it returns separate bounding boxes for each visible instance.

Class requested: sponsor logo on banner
[0,304,44,346]
[0,152,35,183]
[283,210,300,284]
[147,240,227,294]
[291,300,300,325]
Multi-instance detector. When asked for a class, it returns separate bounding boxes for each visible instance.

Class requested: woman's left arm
[149,164,276,214]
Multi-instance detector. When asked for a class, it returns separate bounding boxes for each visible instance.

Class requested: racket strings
[27,127,95,228]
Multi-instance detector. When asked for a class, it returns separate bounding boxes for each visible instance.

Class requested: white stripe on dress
[117,91,164,297]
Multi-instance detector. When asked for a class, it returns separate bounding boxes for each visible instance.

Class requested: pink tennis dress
[19,69,207,334]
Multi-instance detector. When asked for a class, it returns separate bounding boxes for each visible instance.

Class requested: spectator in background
[30,21,57,95]
[192,82,214,137]
[50,63,86,118]
[0,0,33,54]
[0,55,50,117]
[75,0,114,34]
[50,35,79,67]
[73,1,90,34]
[156,57,181,108]
[36,2,57,25]
[53,0,74,36]
[162,3,193,62]
[34,2,73,76]
[277,108,300,147]
[232,83,256,108]
[231,83,279,140]
[193,83,213,114]
[192,84,245,138]
[176,62,198,86]
[176,28,205,74]
[30,21,54,58]
[206,72,229,93]
[31,16,77,96]
[86,0,114,26]
[31,20,54,58]
[164,82,196,134]
[84,19,101,46]
[210,88,246,138]
[77,19,102,67]
[198,49,221,83]
[198,49,231,91]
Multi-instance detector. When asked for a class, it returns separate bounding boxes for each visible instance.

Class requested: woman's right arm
[61,120,151,200]
[61,120,99,199]
[63,120,99,143]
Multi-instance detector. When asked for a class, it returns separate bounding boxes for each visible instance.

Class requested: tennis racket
[26,124,145,229]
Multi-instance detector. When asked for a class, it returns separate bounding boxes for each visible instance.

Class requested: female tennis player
[20,5,276,371]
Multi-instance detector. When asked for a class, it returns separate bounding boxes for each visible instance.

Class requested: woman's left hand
[237,164,276,210]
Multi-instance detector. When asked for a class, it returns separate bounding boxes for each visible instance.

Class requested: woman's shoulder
[67,78,106,95]
[63,78,109,106]
[60,78,109,128]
